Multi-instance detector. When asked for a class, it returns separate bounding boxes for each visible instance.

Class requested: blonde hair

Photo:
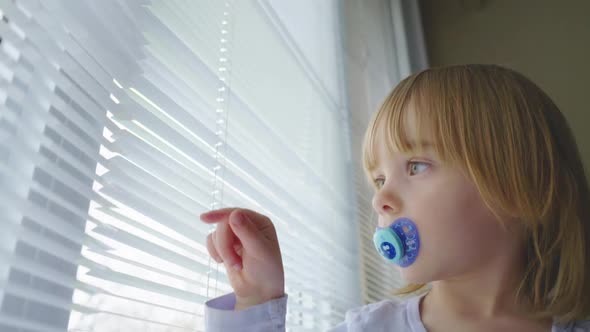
[362,64,590,323]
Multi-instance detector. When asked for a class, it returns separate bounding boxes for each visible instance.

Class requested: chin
[397,264,435,284]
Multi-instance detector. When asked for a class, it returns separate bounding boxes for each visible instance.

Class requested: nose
[372,187,402,227]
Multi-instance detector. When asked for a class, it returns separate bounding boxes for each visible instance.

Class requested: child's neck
[417,237,554,332]
[419,280,553,332]
[427,279,522,318]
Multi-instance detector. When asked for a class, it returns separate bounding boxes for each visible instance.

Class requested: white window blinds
[0,0,362,331]
[342,0,429,304]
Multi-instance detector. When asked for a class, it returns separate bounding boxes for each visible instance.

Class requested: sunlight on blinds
[0,0,361,331]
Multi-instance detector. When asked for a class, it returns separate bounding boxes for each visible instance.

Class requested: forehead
[363,90,441,178]
[373,105,432,159]
[382,102,432,143]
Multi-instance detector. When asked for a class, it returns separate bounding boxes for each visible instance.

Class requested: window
[0,0,365,330]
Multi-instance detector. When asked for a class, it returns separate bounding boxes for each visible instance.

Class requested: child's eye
[374,177,385,189]
[408,161,430,175]
[373,161,430,189]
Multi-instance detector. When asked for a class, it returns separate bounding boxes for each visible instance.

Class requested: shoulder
[343,296,419,330]
[572,320,590,331]
[345,297,406,317]
[554,319,590,332]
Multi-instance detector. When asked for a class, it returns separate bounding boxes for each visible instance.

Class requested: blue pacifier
[373,217,420,267]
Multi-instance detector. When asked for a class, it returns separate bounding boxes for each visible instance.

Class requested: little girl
[199,64,590,331]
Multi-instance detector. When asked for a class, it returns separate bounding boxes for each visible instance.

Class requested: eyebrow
[406,140,434,149]
[370,140,435,173]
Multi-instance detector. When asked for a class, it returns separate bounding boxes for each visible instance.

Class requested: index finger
[199,208,238,223]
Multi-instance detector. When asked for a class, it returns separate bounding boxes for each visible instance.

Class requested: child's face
[370,111,518,284]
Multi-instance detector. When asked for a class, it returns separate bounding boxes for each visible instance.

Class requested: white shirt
[204,291,590,331]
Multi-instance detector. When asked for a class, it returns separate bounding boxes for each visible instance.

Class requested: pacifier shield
[373,217,420,267]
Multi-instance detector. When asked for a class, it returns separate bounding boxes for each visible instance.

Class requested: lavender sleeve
[204,292,288,332]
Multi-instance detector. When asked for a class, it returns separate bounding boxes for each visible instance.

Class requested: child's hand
[199,208,285,310]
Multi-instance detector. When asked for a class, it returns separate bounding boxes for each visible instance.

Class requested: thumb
[229,210,270,254]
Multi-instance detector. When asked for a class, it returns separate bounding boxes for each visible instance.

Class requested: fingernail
[200,211,219,220]
[233,263,242,271]
[231,214,244,226]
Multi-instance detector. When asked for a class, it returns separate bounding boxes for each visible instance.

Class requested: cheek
[421,174,498,233]
[408,180,504,276]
